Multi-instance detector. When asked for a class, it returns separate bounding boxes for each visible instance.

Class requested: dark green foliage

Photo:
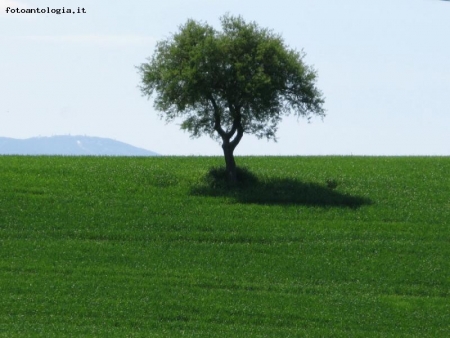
[139,15,325,181]
[139,15,325,140]
[0,156,449,337]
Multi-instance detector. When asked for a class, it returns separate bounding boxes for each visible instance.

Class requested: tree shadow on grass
[191,167,373,208]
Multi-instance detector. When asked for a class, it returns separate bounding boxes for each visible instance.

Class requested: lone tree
[139,15,325,182]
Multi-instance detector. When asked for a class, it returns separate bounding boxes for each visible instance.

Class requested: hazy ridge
[0,135,159,156]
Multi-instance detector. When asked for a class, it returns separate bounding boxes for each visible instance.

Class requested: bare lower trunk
[209,96,243,184]
[222,142,237,183]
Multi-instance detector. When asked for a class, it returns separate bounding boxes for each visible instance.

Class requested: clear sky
[1,0,449,155]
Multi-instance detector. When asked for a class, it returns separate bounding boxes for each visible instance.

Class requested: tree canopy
[139,14,325,181]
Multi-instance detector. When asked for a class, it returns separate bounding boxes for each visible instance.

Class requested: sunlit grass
[0,156,449,336]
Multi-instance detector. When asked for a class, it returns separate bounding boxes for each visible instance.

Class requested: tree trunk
[222,142,237,183]
[209,97,243,184]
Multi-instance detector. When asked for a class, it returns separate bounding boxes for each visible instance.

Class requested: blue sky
[1,0,449,155]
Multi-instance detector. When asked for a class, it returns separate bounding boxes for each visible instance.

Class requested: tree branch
[230,123,244,150]
[229,106,243,150]
[209,95,227,139]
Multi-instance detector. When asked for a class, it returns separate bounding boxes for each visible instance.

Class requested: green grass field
[0,156,449,337]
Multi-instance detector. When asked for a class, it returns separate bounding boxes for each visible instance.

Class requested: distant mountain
[0,135,159,156]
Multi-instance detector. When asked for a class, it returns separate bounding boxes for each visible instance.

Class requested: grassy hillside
[0,156,449,337]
